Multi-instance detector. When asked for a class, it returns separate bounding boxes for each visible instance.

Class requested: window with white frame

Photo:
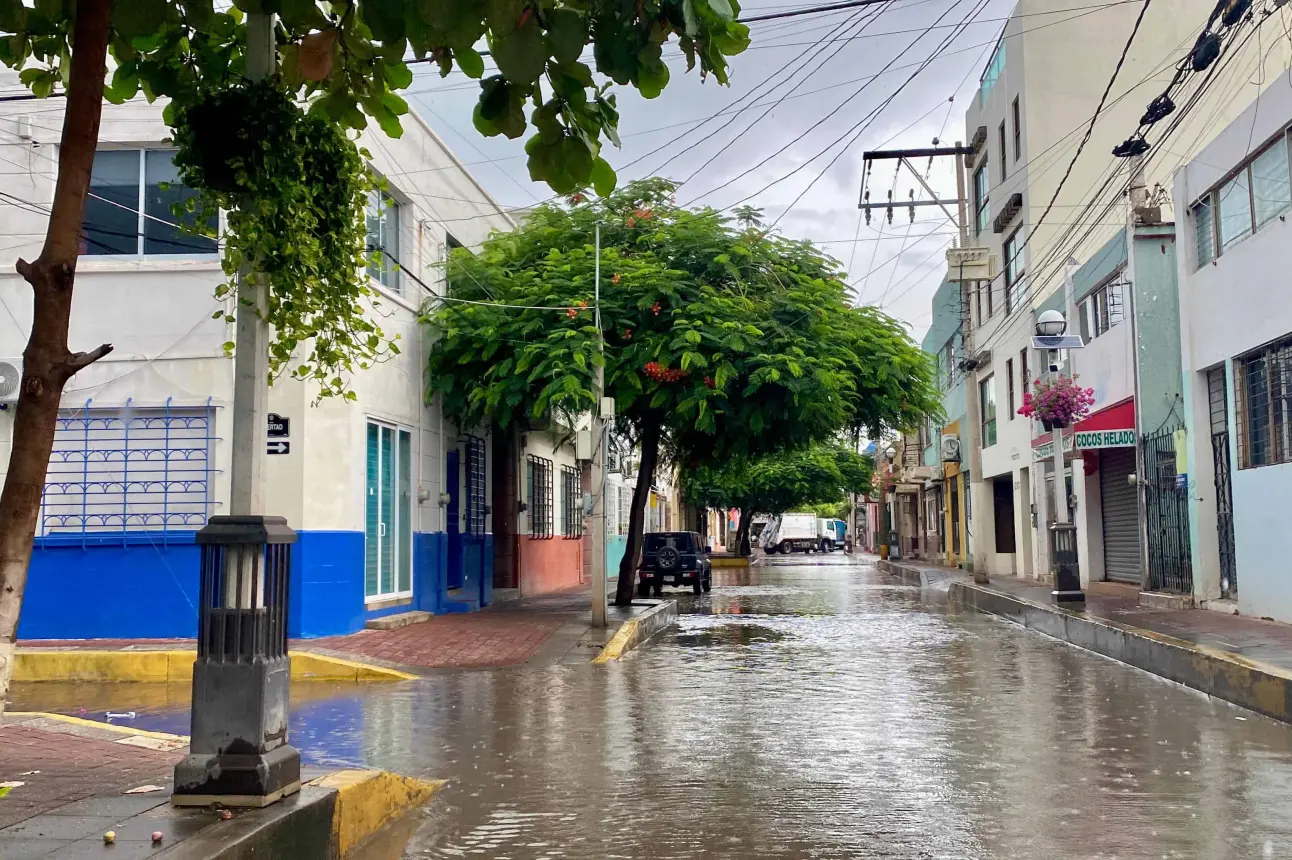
[1078,274,1127,341]
[974,163,989,236]
[1003,227,1024,313]
[366,189,400,292]
[41,404,216,537]
[83,149,217,256]
[365,421,413,599]
[617,483,631,535]
[980,374,997,447]
[1193,131,1292,268]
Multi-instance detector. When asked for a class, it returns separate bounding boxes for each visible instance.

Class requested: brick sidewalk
[19,584,608,671]
[312,585,602,669]
[0,718,182,831]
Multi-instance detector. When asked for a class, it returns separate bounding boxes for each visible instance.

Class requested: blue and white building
[0,77,514,639]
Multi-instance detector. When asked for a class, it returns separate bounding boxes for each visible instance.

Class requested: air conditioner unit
[941,435,961,463]
[0,358,20,404]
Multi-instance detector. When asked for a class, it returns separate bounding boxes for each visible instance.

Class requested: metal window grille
[561,465,581,539]
[618,483,631,535]
[1207,366,1237,597]
[1235,333,1292,469]
[41,398,217,544]
[526,454,554,538]
[464,435,486,536]
[1142,424,1194,594]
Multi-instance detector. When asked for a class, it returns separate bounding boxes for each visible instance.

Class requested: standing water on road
[16,555,1292,858]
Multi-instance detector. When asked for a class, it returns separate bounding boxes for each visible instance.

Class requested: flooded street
[16,554,1292,858]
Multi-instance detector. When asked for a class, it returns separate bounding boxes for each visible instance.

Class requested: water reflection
[15,555,1292,858]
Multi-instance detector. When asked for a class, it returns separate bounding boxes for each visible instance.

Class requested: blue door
[445,450,462,590]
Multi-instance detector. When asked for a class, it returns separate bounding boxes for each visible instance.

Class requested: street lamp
[1036,309,1067,337]
[1034,310,1084,606]
[882,445,897,560]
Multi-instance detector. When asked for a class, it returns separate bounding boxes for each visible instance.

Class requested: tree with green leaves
[681,445,874,555]
[424,179,937,604]
[0,0,752,711]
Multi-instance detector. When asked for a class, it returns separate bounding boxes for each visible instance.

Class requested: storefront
[1031,399,1141,585]
[1075,399,1141,584]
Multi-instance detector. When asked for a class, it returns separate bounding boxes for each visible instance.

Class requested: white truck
[761,513,820,554]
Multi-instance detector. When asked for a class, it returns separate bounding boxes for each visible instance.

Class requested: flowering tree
[1018,375,1096,428]
[424,179,938,603]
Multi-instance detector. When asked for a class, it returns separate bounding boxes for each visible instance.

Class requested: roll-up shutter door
[1100,447,1142,584]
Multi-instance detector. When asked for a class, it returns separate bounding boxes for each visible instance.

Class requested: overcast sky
[403,0,1037,343]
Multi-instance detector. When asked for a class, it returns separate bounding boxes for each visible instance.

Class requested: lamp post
[1036,310,1084,605]
[882,445,897,560]
[172,10,301,807]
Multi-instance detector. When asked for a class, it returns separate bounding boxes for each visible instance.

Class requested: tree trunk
[614,417,661,606]
[736,509,753,557]
[0,0,114,718]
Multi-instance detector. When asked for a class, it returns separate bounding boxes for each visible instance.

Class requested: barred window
[560,465,581,539]
[1235,334,1292,469]
[526,454,554,538]
[464,435,486,536]
[618,483,631,535]
[41,403,216,538]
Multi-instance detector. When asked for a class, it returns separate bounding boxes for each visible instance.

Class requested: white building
[957,1,1288,583]
[0,83,514,639]
[1177,72,1292,621]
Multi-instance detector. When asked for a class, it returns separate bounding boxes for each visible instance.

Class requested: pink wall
[519,537,584,596]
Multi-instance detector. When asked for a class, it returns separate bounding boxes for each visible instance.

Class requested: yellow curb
[710,556,750,569]
[308,769,443,858]
[592,619,638,664]
[13,650,415,683]
[7,711,189,743]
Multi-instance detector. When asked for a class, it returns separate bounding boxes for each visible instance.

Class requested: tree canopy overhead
[0,0,751,194]
[423,178,938,599]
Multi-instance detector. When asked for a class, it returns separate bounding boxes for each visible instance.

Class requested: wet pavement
[15,554,1292,858]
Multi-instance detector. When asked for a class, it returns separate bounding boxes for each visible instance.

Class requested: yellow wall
[941,420,969,569]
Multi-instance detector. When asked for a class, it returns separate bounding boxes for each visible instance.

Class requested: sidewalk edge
[593,600,678,663]
[308,769,444,857]
[948,580,1292,725]
[12,649,414,683]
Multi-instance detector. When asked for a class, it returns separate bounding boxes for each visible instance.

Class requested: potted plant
[1017,375,1096,430]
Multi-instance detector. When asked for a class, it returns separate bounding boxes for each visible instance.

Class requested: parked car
[638,531,712,596]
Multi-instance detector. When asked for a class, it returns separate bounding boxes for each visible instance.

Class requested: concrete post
[590,223,607,626]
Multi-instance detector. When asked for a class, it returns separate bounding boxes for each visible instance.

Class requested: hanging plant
[1018,374,1095,429]
[168,80,398,400]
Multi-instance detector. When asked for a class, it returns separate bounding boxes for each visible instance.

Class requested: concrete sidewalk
[0,714,438,859]
[876,554,1292,724]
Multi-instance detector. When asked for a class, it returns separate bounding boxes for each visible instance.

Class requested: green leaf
[455,46,485,79]
[590,156,616,197]
[485,0,524,31]
[490,17,546,85]
[112,0,167,40]
[278,0,328,32]
[361,0,406,41]
[0,0,28,31]
[705,0,735,22]
[384,59,415,89]
[545,8,587,65]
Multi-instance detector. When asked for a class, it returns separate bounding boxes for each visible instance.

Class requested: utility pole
[174,11,301,808]
[858,143,986,580]
[590,223,608,627]
[952,146,989,585]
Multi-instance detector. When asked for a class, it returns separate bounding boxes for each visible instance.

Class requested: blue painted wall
[607,534,627,578]
[19,528,453,641]
[17,532,200,640]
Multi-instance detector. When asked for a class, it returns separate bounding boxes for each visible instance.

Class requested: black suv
[638,531,712,596]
